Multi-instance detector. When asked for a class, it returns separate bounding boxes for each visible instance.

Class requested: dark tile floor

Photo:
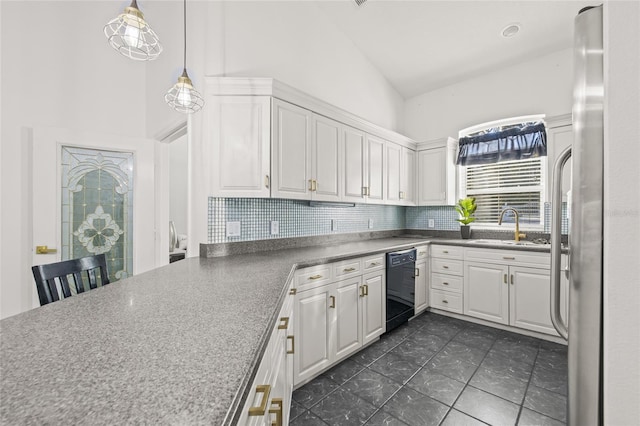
[290,312,568,426]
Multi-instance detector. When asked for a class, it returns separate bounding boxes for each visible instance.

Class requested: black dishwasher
[386,249,416,332]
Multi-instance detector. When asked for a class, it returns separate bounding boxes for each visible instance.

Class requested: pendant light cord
[183,0,187,70]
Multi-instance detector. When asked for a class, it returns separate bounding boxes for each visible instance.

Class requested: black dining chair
[32,254,111,306]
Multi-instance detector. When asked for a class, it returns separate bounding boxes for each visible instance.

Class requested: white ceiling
[315,0,593,98]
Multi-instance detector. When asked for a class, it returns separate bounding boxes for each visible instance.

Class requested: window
[458,116,546,229]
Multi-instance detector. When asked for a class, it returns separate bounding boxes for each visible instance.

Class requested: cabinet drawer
[431,258,463,276]
[464,248,550,269]
[430,289,462,313]
[295,265,331,291]
[363,255,385,272]
[415,245,429,260]
[431,245,463,260]
[333,259,362,279]
[431,273,463,293]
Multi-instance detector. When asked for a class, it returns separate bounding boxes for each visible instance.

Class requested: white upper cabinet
[401,147,416,205]
[342,126,366,203]
[311,114,341,201]
[417,137,457,206]
[271,99,312,200]
[385,142,402,204]
[366,135,385,203]
[209,96,271,198]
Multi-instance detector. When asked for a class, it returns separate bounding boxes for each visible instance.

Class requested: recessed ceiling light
[501,23,521,38]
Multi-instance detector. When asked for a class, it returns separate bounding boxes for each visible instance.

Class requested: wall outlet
[368,218,374,229]
[270,220,279,235]
[226,221,241,237]
[331,219,338,231]
[428,219,435,228]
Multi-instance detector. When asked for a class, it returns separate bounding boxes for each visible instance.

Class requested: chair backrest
[32,254,110,306]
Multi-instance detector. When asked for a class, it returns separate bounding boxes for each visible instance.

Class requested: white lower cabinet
[239,286,295,426]
[293,257,385,386]
[464,261,509,324]
[509,266,557,335]
[415,259,428,314]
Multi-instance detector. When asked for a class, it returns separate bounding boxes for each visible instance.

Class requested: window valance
[456,122,547,166]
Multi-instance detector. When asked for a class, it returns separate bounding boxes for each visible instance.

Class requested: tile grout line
[515,340,542,425]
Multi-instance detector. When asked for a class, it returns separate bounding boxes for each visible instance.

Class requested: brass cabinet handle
[35,245,57,254]
[278,317,289,330]
[368,262,379,267]
[510,274,514,285]
[265,175,270,189]
[270,398,283,426]
[287,336,295,354]
[309,179,314,191]
[399,191,405,199]
[313,179,317,191]
[289,288,297,296]
[503,274,508,284]
[359,286,365,297]
[308,274,323,280]
[248,384,271,416]
[442,300,449,304]
[443,250,449,254]
[503,256,516,260]
[269,398,283,426]
[329,295,335,308]
[442,265,449,269]
[364,285,369,296]
[415,268,420,277]
[343,267,356,272]
[443,282,449,286]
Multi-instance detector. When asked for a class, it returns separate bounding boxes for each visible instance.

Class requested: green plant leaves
[456,197,477,225]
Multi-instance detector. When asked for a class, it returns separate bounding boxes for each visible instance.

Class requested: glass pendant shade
[104,0,162,61]
[165,69,204,114]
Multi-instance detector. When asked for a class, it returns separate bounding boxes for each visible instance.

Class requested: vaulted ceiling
[315,0,593,98]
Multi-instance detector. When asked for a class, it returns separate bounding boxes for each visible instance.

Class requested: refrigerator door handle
[550,146,571,340]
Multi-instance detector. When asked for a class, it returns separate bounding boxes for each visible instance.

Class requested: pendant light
[104,0,162,61]
[164,0,204,114]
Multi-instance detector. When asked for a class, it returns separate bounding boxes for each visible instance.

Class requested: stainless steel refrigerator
[550,5,603,426]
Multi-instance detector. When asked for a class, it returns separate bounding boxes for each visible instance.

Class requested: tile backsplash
[207,199,568,243]
[208,198,405,243]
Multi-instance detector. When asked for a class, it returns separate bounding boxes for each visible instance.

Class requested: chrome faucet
[498,208,527,242]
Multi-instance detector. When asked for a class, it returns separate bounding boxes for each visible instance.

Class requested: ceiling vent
[354,0,367,6]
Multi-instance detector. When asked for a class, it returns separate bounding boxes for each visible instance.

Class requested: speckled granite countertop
[0,236,556,425]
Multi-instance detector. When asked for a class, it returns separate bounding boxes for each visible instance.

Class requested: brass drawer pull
[278,317,289,330]
[289,288,297,296]
[343,267,356,272]
[442,265,449,269]
[504,274,508,284]
[503,256,516,260]
[248,384,271,416]
[364,285,369,296]
[443,250,449,254]
[510,274,514,285]
[308,179,314,191]
[442,300,449,304]
[443,282,449,286]
[287,336,295,354]
[329,295,335,308]
[269,398,283,426]
[308,274,323,280]
[368,262,379,267]
[360,286,365,297]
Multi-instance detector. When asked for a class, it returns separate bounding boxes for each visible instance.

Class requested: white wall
[404,48,573,141]
[145,1,405,139]
[169,135,188,237]
[0,1,148,318]
[603,1,640,423]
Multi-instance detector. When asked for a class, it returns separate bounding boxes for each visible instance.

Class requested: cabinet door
[509,266,558,335]
[362,270,386,345]
[415,260,428,314]
[343,126,366,202]
[401,147,416,205]
[312,115,341,201]
[334,278,362,362]
[271,99,312,200]
[386,142,402,204]
[464,261,509,324]
[366,135,385,203]
[418,147,446,205]
[294,284,332,385]
[210,96,271,198]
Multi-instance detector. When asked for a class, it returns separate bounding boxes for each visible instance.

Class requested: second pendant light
[165,0,204,114]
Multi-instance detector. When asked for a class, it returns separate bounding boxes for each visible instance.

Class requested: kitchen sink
[470,239,549,246]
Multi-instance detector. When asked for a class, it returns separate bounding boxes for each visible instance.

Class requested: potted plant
[455,197,477,239]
